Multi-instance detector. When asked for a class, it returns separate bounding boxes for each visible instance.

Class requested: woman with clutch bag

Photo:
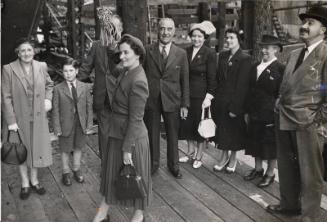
[179,21,217,169]
[1,38,53,200]
[93,34,151,222]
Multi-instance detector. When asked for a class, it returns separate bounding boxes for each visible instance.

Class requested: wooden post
[117,0,147,44]
[198,2,210,22]
[241,1,254,51]
[216,1,226,51]
[94,0,101,40]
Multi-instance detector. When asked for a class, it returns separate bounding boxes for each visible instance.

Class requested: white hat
[190,20,216,35]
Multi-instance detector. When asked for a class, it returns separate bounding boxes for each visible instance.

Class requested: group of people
[2,4,327,222]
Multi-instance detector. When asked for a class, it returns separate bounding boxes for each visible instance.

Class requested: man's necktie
[162,45,168,60]
[293,47,307,72]
[70,83,78,112]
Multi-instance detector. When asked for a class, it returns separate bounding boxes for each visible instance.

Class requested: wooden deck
[2,132,327,222]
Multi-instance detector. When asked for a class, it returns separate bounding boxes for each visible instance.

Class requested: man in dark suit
[267,6,327,222]
[78,6,123,159]
[144,18,190,178]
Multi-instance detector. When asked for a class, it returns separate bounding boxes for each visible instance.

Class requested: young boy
[52,58,93,186]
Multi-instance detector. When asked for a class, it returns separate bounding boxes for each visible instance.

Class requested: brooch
[228,61,232,66]
[266,69,271,73]
[269,76,274,80]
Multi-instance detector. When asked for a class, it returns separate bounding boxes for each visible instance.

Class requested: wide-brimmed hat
[259,34,283,52]
[299,5,327,27]
[189,21,216,36]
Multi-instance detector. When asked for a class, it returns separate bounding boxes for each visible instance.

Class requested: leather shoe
[62,173,72,186]
[244,169,264,181]
[170,170,182,179]
[20,187,31,200]
[30,183,46,195]
[257,174,275,188]
[73,170,84,183]
[266,204,301,216]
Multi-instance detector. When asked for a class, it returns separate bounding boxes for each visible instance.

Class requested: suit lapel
[149,44,162,72]
[165,44,178,69]
[76,80,83,99]
[190,45,206,65]
[9,60,28,93]
[256,60,276,82]
[62,82,73,100]
[186,46,193,64]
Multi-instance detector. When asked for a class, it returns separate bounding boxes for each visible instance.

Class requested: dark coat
[212,49,252,150]
[2,59,53,167]
[186,45,217,99]
[78,41,123,111]
[108,65,149,153]
[52,80,93,136]
[247,60,285,123]
[144,43,190,111]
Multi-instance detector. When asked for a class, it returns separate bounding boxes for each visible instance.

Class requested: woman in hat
[212,28,252,173]
[244,35,285,188]
[93,34,151,222]
[2,37,53,200]
[179,21,217,169]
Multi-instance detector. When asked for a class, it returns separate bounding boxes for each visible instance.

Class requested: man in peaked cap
[267,5,327,222]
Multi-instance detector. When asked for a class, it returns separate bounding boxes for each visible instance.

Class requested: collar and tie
[70,83,78,111]
[293,47,308,72]
[161,45,168,60]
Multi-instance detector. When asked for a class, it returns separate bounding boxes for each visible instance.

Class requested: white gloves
[45,99,52,112]
[202,93,214,109]
[8,123,19,131]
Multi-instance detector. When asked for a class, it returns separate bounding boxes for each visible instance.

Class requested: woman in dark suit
[244,35,284,188]
[2,38,53,200]
[93,34,151,222]
[179,21,216,169]
[212,28,252,173]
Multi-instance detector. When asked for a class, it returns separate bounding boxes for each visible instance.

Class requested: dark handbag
[1,130,27,165]
[114,164,146,200]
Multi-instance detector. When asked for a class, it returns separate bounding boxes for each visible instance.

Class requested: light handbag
[114,164,147,200]
[1,130,27,165]
[198,106,216,139]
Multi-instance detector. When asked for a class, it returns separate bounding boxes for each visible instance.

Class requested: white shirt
[159,42,172,56]
[66,80,77,94]
[256,57,277,80]
[304,39,323,60]
[191,45,203,61]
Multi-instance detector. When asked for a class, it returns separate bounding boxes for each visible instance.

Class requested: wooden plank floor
[2,133,327,222]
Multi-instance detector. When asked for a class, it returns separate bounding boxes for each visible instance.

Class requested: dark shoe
[170,170,182,179]
[30,183,46,195]
[266,204,301,216]
[62,173,72,186]
[100,215,110,222]
[257,174,275,188]
[20,187,31,200]
[73,170,84,183]
[244,169,264,181]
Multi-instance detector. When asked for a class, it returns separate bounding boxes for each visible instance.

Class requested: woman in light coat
[2,38,53,200]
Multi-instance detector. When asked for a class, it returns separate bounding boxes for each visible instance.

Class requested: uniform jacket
[278,41,327,130]
[215,49,252,115]
[247,60,285,123]
[144,43,190,111]
[186,45,217,99]
[78,41,123,111]
[107,65,149,153]
[52,80,93,136]
[2,59,53,167]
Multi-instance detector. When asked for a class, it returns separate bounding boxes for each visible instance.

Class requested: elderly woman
[1,38,53,200]
[212,28,252,173]
[93,34,151,222]
[179,21,216,169]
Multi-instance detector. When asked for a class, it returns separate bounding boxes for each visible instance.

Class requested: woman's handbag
[114,164,146,200]
[1,130,27,165]
[198,106,216,139]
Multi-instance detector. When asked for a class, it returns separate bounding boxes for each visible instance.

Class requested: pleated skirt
[100,136,152,210]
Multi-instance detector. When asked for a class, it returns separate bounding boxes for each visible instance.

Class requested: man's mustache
[299,27,309,34]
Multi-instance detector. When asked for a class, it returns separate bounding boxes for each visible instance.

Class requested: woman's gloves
[45,99,52,112]
[202,93,214,109]
[8,123,19,131]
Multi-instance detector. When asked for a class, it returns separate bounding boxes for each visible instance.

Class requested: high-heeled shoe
[225,160,238,174]
[179,152,194,163]
[193,154,203,169]
[213,156,230,172]
[99,215,110,222]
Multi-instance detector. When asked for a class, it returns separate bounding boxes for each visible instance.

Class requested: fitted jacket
[215,49,252,115]
[107,65,149,153]
[247,60,285,123]
[52,80,93,136]
[78,41,123,111]
[144,43,190,111]
[186,45,217,99]
[2,59,53,167]
[278,41,327,130]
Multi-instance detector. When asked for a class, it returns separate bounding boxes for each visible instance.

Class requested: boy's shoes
[20,187,31,200]
[73,170,84,183]
[30,182,46,195]
[62,173,72,186]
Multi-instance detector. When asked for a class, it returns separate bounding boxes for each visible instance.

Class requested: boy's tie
[70,83,78,112]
